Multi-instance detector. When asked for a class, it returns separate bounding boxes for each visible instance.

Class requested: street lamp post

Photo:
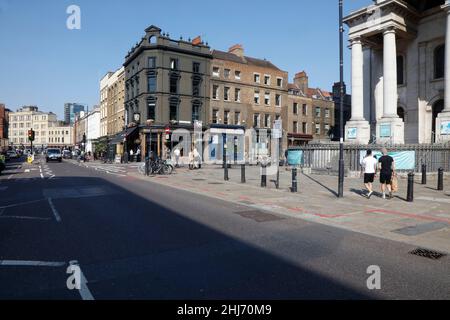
[338,0,345,198]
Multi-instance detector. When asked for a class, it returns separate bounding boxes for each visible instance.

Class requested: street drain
[409,248,446,260]
[192,179,206,181]
[208,182,224,185]
[234,210,285,223]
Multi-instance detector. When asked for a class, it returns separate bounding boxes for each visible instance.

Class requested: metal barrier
[300,143,450,174]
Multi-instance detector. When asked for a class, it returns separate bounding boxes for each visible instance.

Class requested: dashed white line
[48,197,62,222]
[0,260,66,267]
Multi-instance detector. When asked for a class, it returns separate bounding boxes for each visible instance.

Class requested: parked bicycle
[138,158,173,175]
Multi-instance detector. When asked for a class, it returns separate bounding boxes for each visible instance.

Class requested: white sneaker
[367,191,373,199]
[382,193,386,199]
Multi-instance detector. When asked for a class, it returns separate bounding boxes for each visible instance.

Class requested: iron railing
[300,143,450,173]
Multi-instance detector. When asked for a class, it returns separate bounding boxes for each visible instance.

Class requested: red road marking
[365,209,450,224]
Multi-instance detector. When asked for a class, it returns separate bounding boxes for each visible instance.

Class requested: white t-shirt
[362,156,378,174]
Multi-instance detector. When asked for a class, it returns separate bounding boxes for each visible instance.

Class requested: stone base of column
[436,111,450,143]
[345,120,371,145]
[376,117,404,145]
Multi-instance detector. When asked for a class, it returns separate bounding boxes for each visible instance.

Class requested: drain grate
[208,182,224,185]
[409,248,446,260]
[192,179,206,181]
[234,210,285,223]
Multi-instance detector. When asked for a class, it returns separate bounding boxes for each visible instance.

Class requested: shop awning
[109,126,138,144]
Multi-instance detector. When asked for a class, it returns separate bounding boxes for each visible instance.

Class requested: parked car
[6,150,19,159]
[46,148,62,163]
[62,150,72,159]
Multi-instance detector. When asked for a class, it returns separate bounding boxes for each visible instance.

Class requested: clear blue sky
[0,0,372,119]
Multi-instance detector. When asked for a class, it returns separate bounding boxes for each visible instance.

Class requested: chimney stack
[294,71,309,93]
[228,44,244,57]
[192,36,202,45]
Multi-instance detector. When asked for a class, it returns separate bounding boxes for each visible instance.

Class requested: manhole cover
[234,210,284,223]
[409,248,446,260]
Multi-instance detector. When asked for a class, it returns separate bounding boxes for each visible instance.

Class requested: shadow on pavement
[0,174,373,300]
[302,173,338,197]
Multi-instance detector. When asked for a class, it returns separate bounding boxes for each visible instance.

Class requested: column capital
[349,36,362,44]
[382,26,396,36]
[442,1,450,13]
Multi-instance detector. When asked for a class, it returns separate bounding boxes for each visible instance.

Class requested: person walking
[361,149,378,199]
[378,148,395,199]
[174,147,181,168]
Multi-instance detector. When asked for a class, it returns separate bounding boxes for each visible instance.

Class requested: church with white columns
[344,0,450,145]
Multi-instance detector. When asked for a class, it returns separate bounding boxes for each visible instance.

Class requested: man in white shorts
[361,149,378,199]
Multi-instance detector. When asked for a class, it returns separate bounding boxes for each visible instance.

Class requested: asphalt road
[0,156,449,300]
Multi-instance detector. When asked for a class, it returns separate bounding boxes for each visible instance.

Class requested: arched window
[149,36,157,44]
[397,55,405,85]
[397,106,405,122]
[434,45,445,79]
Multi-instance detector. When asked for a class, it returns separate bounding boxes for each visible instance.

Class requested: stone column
[382,27,398,118]
[437,1,450,142]
[345,37,370,144]
[376,27,404,144]
[351,37,364,121]
[444,1,450,112]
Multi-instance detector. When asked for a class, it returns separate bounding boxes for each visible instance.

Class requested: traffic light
[28,129,35,142]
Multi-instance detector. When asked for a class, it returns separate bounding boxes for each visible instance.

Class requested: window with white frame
[224,87,230,101]
[235,88,241,102]
[212,67,220,77]
[315,123,321,135]
[235,70,241,80]
[264,92,270,105]
[325,108,330,118]
[254,73,260,83]
[264,75,271,85]
[212,85,219,100]
[277,77,283,87]
[275,94,281,107]
[254,90,260,104]
[315,107,321,117]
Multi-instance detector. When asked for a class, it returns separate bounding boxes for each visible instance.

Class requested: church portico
[344,0,449,145]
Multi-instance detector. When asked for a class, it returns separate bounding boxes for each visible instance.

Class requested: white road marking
[0,199,46,209]
[69,261,94,300]
[24,169,30,173]
[7,175,13,180]
[0,260,66,267]
[48,175,56,180]
[48,198,61,222]
[40,173,44,179]
[0,216,51,221]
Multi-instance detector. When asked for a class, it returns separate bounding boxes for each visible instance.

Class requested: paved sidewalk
[126,163,450,255]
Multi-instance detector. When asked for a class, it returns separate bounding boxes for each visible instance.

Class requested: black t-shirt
[379,155,394,174]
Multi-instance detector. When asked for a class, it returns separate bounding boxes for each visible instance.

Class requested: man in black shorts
[378,148,395,199]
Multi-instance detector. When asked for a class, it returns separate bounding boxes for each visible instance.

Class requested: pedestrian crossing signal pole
[338,0,345,198]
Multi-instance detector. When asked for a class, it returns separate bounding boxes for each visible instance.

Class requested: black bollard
[241,164,246,183]
[291,168,298,193]
[438,168,444,191]
[407,172,414,202]
[224,157,229,181]
[421,164,427,185]
[261,165,267,188]
[145,157,150,176]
